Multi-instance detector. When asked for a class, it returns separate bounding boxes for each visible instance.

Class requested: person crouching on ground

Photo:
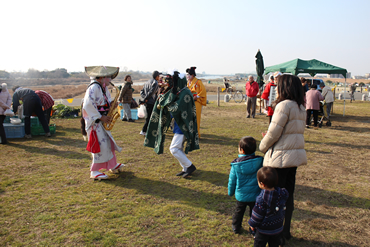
[83,66,124,180]
[228,136,263,234]
[248,167,289,247]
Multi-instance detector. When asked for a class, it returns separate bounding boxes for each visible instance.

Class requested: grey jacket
[140,79,158,105]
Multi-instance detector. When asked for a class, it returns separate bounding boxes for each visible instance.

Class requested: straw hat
[85,66,120,79]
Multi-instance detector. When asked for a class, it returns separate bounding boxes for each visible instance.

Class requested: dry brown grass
[0,100,369,246]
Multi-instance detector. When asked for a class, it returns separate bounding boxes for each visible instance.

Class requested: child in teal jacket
[228,136,263,234]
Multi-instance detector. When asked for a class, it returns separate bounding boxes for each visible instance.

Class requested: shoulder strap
[88,82,110,106]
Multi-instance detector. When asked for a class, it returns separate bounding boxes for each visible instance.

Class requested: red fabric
[90,140,117,171]
[245,81,259,97]
[35,90,54,110]
[261,82,276,116]
[86,127,100,153]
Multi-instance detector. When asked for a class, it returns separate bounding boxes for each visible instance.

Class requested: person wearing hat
[12,86,51,138]
[139,71,160,135]
[261,75,277,123]
[83,66,124,180]
[320,82,334,125]
[245,75,259,118]
[186,67,206,137]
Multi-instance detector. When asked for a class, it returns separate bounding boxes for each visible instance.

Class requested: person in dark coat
[140,71,160,135]
[12,86,51,138]
[118,75,134,122]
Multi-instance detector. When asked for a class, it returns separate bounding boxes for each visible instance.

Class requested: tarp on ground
[264,58,347,77]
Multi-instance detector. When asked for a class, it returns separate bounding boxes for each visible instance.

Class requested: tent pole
[343,77,346,116]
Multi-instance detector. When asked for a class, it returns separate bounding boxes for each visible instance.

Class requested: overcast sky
[1,0,369,76]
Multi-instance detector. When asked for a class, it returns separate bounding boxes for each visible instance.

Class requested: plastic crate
[4,123,25,138]
[30,116,40,126]
[120,109,138,120]
[31,124,56,136]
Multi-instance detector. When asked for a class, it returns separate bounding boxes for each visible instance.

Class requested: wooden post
[217,87,220,106]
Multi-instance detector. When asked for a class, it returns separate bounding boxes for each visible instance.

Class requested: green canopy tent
[264,58,348,116]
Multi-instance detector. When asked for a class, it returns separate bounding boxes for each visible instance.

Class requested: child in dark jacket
[248,167,289,247]
[228,136,263,234]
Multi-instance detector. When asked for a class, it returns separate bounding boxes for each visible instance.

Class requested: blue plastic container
[120,109,138,120]
[3,123,25,138]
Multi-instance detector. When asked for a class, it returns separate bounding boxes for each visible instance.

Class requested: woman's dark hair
[310,83,317,89]
[270,75,274,81]
[300,77,306,84]
[124,75,131,81]
[257,167,278,189]
[273,74,304,108]
[186,67,197,76]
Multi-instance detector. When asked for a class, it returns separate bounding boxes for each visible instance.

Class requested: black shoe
[279,236,286,246]
[122,118,128,121]
[246,115,250,118]
[182,164,196,178]
[232,228,241,234]
[176,171,186,176]
[128,118,135,122]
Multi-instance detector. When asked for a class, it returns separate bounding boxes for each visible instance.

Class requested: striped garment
[35,90,54,110]
[248,187,289,235]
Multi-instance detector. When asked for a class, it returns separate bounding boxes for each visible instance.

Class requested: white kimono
[82,81,122,163]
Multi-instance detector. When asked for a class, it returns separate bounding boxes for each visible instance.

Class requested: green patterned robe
[144,77,200,154]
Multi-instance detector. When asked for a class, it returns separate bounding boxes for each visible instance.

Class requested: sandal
[110,163,125,174]
[90,171,109,180]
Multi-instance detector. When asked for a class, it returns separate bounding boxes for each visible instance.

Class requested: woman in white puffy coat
[259,74,307,242]
[0,83,12,144]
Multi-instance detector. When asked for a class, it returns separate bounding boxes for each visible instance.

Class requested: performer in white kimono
[83,66,124,180]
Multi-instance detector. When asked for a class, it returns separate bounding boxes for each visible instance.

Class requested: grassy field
[1,100,369,246]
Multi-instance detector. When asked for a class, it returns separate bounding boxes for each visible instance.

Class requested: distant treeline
[0,68,152,87]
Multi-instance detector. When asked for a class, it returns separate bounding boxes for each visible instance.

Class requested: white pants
[169,134,192,171]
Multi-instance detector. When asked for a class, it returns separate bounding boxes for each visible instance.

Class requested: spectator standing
[0,83,12,144]
[118,75,134,122]
[248,167,289,247]
[245,75,259,118]
[261,75,276,123]
[12,86,51,138]
[140,71,160,135]
[228,136,263,234]
[306,84,324,129]
[320,82,334,125]
[350,83,356,102]
[301,77,309,93]
[186,66,207,138]
[259,74,307,243]
[35,90,54,125]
